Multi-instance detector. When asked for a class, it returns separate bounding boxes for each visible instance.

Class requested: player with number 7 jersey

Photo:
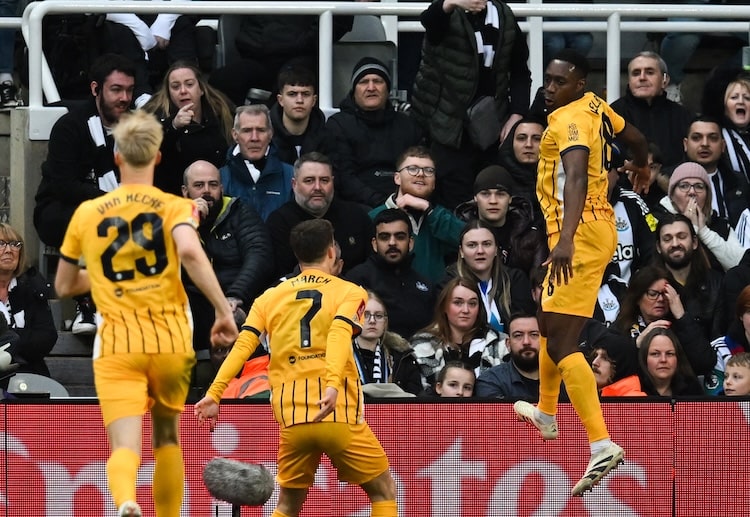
[197,219,398,517]
[206,249,368,427]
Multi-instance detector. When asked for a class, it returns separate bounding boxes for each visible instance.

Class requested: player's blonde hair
[112,110,163,167]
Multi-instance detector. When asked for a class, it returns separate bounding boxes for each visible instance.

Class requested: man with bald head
[182,160,274,396]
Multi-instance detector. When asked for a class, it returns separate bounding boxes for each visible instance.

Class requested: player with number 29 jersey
[59,183,199,358]
[207,271,367,428]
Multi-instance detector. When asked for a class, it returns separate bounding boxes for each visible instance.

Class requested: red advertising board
[0,399,747,516]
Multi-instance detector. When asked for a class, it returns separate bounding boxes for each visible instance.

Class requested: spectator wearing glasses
[654,161,745,272]
[352,290,422,396]
[612,265,715,379]
[0,224,57,377]
[680,116,749,229]
[369,146,464,283]
[345,209,435,340]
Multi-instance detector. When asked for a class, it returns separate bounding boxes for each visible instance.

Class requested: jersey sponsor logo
[288,352,326,364]
[612,243,634,262]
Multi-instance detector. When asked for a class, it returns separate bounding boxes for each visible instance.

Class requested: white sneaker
[513,400,558,440]
[665,83,682,104]
[571,442,625,497]
[71,306,96,335]
[117,500,142,517]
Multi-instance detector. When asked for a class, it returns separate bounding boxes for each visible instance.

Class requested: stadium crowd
[5,0,750,402]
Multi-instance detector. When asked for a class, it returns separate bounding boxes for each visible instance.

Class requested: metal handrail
[20,1,750,139]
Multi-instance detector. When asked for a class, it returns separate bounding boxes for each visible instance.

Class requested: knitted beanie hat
[351,57,392,91]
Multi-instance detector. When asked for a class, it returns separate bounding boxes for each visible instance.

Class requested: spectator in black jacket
[353,290,423,396]
[181,160,274,394]
[345,209,435,340]
[34,53,138,336]
[34,53,136,249]
[611,51,694,171]
[270,65,328,166]
[411,0,531,210]
[267,152,373,277]
[497,117,545,224]
[455,165,547,277]
[652,213,724,340]
[143,61,235,196]
[612,265,716,378]
[325,57,424,207]
[0,224,57,378]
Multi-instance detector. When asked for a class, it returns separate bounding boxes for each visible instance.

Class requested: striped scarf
[474,3,500,68]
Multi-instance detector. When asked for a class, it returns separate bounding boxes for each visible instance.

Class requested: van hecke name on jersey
[96,193,165,214]
[290,274,332,287]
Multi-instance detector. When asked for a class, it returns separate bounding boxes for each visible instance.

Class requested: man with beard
[181,160,274,396]
[681,116,749,228]
[345,209,435,340]
[34,53,137,335]
[266,152,373,278]
[653,213,723,340]
[475,314,545,399]
[369,146,464,284]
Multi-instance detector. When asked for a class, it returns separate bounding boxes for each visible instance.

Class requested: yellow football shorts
[276,421,390,489]
[93,352,196,427]
[542,219,617,318]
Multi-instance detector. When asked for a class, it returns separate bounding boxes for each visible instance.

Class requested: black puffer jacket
[270,102,328,166]
[5,268,58,377]
[411,0,530,149]
[185,197,274,307]
[325,97,424,207]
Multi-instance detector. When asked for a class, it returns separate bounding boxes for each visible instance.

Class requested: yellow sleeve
[206,303,263,403]
[325,284,366,390]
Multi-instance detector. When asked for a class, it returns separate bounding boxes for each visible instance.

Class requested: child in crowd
[723,353,750,396]
[434,361,475,398]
